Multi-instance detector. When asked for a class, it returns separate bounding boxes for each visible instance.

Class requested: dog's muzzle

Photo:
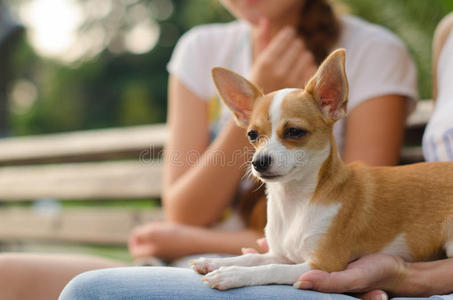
[252,155,272,173]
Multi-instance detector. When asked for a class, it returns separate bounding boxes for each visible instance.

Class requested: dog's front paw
[201,266,247,290]
[190,257,222,275]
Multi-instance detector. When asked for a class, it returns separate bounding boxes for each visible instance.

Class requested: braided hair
[298,0,341,65]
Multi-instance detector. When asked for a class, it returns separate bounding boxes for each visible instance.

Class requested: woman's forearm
[342,95,406,166]
[396,257,453,296]
[164,120,253,226]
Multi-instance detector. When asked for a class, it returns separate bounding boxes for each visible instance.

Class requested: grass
[1,198,160,209]
[342,0,452,99]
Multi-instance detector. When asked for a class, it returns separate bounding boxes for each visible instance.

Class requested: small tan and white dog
[191,49,453,290]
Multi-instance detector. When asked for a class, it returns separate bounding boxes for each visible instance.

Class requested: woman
[128,0,417,262]
[58,0,420,299]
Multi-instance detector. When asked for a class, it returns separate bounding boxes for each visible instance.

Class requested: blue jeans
[58,266,446,300]
[58,266,357,300]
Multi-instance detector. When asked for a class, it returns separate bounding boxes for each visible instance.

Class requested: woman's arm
[163,75,253,226]
[129,222,262,260]
[398,257,453,296]
[342,94,407,166]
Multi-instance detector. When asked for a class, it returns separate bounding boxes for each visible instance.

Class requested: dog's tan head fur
[212,49,348,182]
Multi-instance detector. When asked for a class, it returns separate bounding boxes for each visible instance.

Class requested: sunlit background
[1,0,231,137]
[18,0,168,61]
[0,0,452,137]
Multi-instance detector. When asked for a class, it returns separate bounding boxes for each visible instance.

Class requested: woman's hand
[249,18,317,93]
[241,237,269,254]
[128,221,193,260]
[129,221,263,260]
[242,240,408,300]
[295,254,408,300]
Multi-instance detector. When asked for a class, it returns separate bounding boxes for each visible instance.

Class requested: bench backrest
[0,124,166,246]
[0,100,434,246]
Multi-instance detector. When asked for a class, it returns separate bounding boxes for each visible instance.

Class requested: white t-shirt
[168,15,418,152]
[423,28,453,161]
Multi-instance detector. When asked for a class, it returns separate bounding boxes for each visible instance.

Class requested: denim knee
[58,269,104,300]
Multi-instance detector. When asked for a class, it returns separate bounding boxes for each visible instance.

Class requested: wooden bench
[0,100,434,248]
[0,125,167,247]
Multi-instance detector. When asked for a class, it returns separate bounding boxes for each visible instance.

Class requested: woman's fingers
[241,247,259,254]
[130,242,156,258]
[261,30,317,89]
[276,39,305,79]
[295,269,365,293]
[129,222,167,245]
[255,17,271,53]
[358,290,388,300]
[261,27,296,61]
[293,255,401,300]
[251,26,317,92]
[289,50,316,86]
[256,237,269,252]
[241,237,268,254]
[303,64,318,86]
[130,224,153,241]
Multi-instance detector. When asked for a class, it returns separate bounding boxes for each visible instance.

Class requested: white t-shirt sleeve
[346,37,418,113]
[167,27,212,101]
[422,29,453,162]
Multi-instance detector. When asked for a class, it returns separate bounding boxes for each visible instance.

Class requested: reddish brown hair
[298,0,341,65]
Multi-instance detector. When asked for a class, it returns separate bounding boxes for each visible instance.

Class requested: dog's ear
[212,67,263,128]
[305,49,349,123]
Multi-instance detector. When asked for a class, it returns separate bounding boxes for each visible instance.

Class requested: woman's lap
[58,266,452,300]
[58,266,359,300]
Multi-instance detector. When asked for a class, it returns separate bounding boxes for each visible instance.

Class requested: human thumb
[294,269,358,293]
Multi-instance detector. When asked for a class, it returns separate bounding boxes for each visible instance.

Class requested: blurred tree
[3,0,453,136]
[6,0,232,135]
[341,0,451,99]
[0,0,24,136]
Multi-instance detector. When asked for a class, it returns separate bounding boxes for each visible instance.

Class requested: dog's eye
[247,130,259,142]
[284,127,307,139]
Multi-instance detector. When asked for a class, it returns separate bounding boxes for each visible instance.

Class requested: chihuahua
[191,49,453,290]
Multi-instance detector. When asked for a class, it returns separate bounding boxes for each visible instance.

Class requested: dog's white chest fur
[265,182,342,264]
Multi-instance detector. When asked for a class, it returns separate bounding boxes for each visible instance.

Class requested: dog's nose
[252,155,272,173]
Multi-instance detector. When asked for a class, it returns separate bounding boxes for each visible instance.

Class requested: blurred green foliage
[5,0,453,136]
[342,0,452,99]
[6,0,233,136]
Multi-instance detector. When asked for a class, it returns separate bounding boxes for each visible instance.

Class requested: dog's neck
[314,134,351,199]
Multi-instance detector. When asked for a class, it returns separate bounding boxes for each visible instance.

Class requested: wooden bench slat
[400,146,424,163]
[0,100,433,165]
[406,100,434,128]
[0,160,163,201]
[0,124,167,165]
[0,208,164,245]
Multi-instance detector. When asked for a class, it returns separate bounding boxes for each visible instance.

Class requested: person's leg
[0,253,125,300]
[59,266,359,300]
